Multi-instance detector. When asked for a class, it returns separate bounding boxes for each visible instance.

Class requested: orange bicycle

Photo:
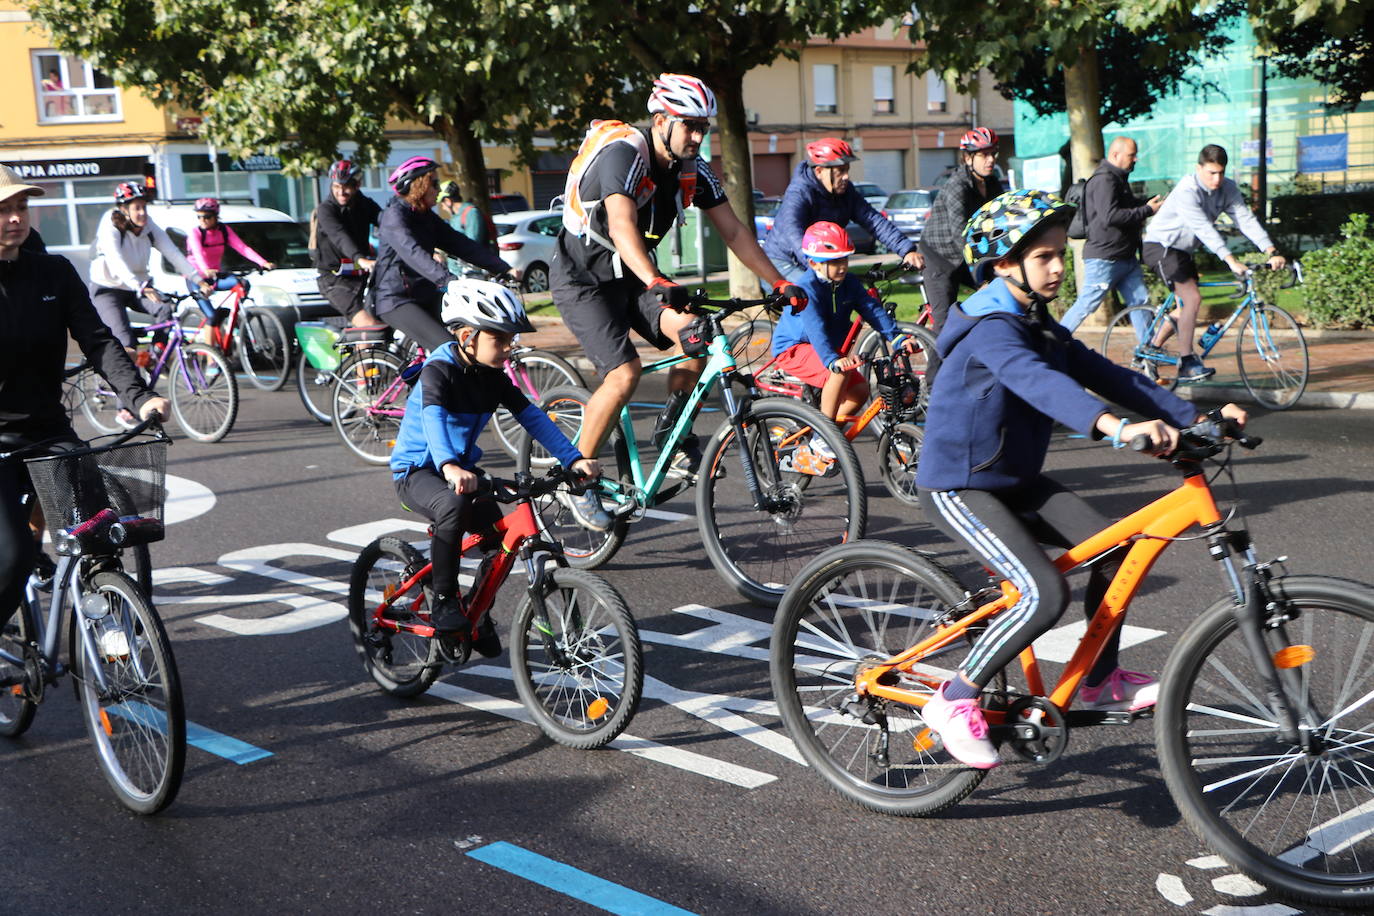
[771,416,1374,908]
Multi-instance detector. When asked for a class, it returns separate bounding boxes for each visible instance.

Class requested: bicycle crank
[1002,696,1069,764]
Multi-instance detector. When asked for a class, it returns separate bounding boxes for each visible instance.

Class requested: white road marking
[644,508,690,522]
[1211,874,1266,897]
[1155,873,1193,906]
[190,592,348,636]
[327,519,429,548]
[1200,905,1299,916]
[637,604,772,662]
[1031,618,1167,663]
[165,474,216,525]
[153,566,234,587]
[1187,855,1228,869]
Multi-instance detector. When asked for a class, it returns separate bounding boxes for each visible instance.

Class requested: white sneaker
[921,685,1000,769]
[1079,668,1158,712]
[807,434,836,462]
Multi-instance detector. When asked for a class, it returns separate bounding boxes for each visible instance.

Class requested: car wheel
[522,262,551,294]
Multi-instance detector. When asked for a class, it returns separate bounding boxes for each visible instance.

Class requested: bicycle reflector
[1273,645,1314,668]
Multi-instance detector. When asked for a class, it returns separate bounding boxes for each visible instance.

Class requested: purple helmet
[388,156,439,195]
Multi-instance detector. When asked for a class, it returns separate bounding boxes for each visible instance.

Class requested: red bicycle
[186,269,293,391]
[347,466,644,748]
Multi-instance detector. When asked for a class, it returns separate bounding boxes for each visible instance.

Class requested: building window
[32,51,121,123]
[927,72,948,114]
[813,64,838,115]
[873,66,896,115]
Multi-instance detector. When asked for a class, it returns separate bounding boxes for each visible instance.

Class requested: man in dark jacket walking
[1060,137,1162,332]
[312,159,383,327]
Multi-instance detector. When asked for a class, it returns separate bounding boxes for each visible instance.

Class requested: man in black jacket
[312,159,383,327]
[1060,137,1162,332]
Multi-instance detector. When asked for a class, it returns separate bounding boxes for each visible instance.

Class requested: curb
[1177,385,1374,411]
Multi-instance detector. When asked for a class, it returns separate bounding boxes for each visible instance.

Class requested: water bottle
[1199,322,1222,351]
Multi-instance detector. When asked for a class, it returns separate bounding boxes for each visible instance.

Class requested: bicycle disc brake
[21,644,45,704]
[1005,697,1068,764]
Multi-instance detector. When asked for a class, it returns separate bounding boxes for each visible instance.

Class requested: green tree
[1267,6,1374,110]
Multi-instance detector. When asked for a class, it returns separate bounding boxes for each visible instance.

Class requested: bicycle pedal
[437,635,471,666]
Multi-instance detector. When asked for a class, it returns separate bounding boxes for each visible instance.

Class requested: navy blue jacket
[373,197,510,316]
[763,162,914,273]
[772,270,898,368]
[390,341,581,479]
[915,278,1199,492]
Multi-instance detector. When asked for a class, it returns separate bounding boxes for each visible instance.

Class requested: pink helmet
[388,156,439,194]
[801,221,855,262]
[647,73,717,118]
[806,138,858,167]
[959,127,999,153]
[194,197,220,214]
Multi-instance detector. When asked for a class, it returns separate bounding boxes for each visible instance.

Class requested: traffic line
[109,701,272,764]
[466,841,697,916]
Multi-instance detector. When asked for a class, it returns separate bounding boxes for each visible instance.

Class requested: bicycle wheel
[877,422,923,506]
[697,396,867,607]
[859,322,938,417]
[295,351,335,424]
[170,344,239,443]
[0,608,36,738]
[1156,576,1374,907]
[236,307,292,391]
[331,350,405,465]
[1102,306,1180,390]
[510,567,643,749]
[517,385,630,569]
[727,317,775,372]
[79,366,125,435]
[493,349,585,462]
[347,537,442,697]
[70,570,185,814]
[1235,304,1308,410]
[771,540,997,816]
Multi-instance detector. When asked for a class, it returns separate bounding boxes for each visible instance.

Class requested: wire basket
[25,437,168,553]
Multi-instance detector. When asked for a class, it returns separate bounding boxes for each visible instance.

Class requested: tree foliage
[1267,6,1374,111]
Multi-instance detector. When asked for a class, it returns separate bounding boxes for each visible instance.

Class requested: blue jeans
[1061,258,1149,337]
[758,256,808,294]
[188,274,246,321]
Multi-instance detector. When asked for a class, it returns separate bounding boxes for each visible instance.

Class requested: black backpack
[1065,178,1090,240]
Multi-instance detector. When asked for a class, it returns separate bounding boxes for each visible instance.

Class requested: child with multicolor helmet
[913,188,1249,770]
[769,221,912,459]
[388,280,602,642]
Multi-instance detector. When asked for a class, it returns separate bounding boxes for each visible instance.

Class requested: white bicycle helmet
[441,279,533,333]
[647,73,717,118]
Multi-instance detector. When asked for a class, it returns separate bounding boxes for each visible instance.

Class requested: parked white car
[144,202,334,324]
[492,209,561,293]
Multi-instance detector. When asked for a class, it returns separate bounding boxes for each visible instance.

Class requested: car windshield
[855,183,885,197]
[887,191,934,209]
[167,221,313,270]
[755,199,780,217]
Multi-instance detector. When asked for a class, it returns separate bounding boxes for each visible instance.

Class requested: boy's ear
[992,256,1017,276]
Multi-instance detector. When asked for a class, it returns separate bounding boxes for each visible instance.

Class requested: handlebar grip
[1130,434,1153,452]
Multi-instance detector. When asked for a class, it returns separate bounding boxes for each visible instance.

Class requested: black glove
[646,276,692,312]
[773,279,808,315]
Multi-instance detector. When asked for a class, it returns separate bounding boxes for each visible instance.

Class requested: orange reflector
[99,709,114,736]
[912,728,937,752]
[364,367,380,378]
[1274,645,1315,669]
[586,697,610,720]
[9,685,22,696]
[383,583,398,601]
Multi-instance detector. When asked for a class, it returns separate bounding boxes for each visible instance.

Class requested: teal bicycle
[519,292,867,607]
[1101,263,1308,410]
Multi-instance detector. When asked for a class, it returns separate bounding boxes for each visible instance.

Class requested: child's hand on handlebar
[442,463,480,494]
[1217,403,1247,429]
[571,457,602,480]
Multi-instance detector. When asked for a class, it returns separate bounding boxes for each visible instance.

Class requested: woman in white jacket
[89,182,211,348]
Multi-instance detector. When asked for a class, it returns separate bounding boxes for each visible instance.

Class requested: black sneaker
[471,613,501,658]
[429,593,467,633]
[1177,354,1216,381]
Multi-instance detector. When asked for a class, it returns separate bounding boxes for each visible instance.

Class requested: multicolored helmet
[806,138,858,167]
[388,156,439,195]
[328,159,362,184]
[963,189,1074,284]
[801,221,855,262]
[441,279,534,333]
[113,182,147,204]
[437,180,461,201]
[647,73,717,119]
[194,197,220,214]
[959,127,999,153]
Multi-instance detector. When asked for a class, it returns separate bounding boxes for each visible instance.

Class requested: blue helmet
[963,189,1075,285]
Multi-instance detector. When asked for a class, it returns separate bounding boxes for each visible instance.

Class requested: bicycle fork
[522,544,575,668]
[719,384,774,513]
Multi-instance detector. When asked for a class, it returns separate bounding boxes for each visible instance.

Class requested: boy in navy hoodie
[914,190,1246,770]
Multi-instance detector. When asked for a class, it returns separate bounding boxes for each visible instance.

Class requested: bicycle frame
[192,276,251,352]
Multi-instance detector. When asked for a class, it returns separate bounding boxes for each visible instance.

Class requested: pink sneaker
[921,686,1000,770]
[1079,668,1158,712]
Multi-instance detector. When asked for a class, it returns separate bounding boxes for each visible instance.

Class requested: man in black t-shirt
[552,75,806,525]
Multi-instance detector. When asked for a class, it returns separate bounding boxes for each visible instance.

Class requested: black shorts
[1141,242,1199,287]
[317,272,370,320]
[553,276,673,377]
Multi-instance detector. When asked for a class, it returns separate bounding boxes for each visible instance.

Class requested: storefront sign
[230,155,284,172]
[1298,133,1348,173]
[4,155,148,180]
[1241,139,1273,167]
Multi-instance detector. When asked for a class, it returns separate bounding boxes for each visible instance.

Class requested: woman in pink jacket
[186,197,275,321]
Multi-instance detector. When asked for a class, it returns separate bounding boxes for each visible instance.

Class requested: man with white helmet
[389,279,602,644]
[552,73,808,527]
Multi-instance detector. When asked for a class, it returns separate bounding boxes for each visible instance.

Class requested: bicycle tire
[170,344,239,443]
[877,422,923,507]
[0,606,36,737]
[295,351,334,424]
[493,349,585,462]
[1102,306,1180,390]
[727,317,775,373]
[347,537,442,697]
[510,567,643,749]
[1235,304,1308,410]
[697,396,867,607]
[516,385,630,569]
[78,366,126,435]
[1156,575,1374,907]
[236,307,292,391]
[771,540,997,816]
[858,322,937,418]
[331,349,405,465]
[71,569,185,814]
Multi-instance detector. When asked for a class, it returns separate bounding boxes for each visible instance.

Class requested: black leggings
[380,299,451,354]
[916,242,974,334]
[91,286,174,349]
[1,428,83,622]
[919,477,1123,687]
[395,468,503,599]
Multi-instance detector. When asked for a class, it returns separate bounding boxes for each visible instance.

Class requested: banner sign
[1241,139,1273,167]
[1298,133,1348,173]
[3,156,148,180]
[230,155,284,172]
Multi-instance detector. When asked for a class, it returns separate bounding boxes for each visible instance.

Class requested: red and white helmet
[806,138,858,167]
[194,197,220,214]
[113,182,147,204]
[959,127,999,153]
[647,73,717,119]
[801,221,855,262]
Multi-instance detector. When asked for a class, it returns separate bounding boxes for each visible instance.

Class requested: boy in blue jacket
[389,280,602,650]
[770,221,914,459]
[914,190,1247,769]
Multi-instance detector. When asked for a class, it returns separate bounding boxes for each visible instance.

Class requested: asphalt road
[4,372,1373,916]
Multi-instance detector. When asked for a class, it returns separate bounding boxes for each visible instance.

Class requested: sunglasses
[670,117,712,135]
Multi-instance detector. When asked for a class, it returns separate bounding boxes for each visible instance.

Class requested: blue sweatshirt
[771,270,899,368]
[762,161,914,274]
[390,341,581,478]
[915,278,1199,492]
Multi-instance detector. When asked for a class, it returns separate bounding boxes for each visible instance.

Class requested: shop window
[32,51,121,123]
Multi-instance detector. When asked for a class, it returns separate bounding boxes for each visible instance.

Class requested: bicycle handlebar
[0,416,166,464]
[860,262,921,286]
[474,465,596,503]
[683,291,782,318]
[1130,409,1262,462]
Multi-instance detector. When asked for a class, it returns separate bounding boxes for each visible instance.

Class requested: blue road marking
[467,841,697,915]
[110,701,273,765]
[628,402,719,413]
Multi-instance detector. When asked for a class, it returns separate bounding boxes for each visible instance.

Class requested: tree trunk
[1063,48,1105,318]
[710,70,760,298]
[438,114,493,222]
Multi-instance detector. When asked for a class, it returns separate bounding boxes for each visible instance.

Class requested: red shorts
[773,343,863,388]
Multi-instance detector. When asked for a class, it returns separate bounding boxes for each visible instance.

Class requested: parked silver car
[492,209,561,293]
[853,181,889,210]
[882,189,937,242]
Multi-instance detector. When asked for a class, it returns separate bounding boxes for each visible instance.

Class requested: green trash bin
[663,208,728,278]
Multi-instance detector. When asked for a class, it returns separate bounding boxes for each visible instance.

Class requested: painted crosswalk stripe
[467,841,697,915]
[109,701,273,764]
